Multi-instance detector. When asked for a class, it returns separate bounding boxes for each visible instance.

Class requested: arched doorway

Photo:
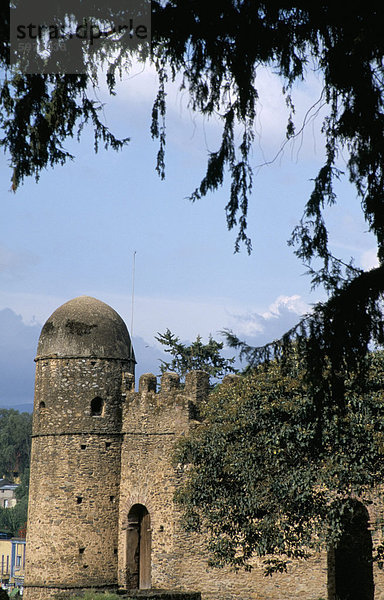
[126,504,151,589]
[328,500,374,600]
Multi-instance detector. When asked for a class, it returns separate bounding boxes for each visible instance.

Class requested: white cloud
[0,289,240,344]
[229,295,310,346]
[0,288,315,380]
[360,248,379,271]
[262,294,309,319]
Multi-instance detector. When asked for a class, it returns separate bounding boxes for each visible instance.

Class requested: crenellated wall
[118,370,209,591]
[118,371,328,600]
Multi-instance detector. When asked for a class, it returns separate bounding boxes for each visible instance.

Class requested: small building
[0,481,18,509]
[0,538,26,589]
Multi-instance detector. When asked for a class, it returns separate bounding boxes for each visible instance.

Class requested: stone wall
[24,356,132,599]
[118,371,196,591]
[31,358,130,435]
[118,371,329,600]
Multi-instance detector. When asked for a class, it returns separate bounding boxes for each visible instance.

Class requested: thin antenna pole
[131,251,136,338]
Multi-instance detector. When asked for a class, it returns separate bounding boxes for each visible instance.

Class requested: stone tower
[24,296,135,600]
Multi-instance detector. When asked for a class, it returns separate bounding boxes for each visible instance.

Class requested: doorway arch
[328,499,374,600]
[126,504,151,589]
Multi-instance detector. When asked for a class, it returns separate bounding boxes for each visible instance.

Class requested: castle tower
[24,296,135,600]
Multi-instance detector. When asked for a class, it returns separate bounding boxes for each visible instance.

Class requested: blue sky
[0,64,378,408]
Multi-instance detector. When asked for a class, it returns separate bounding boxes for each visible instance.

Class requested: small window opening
[105,441,112,449]
[114,548,118,555]
[159,525,164,532]
[76,496,83,505]
[39,401,46,410]
[91,396,104,417]
[81,444,86,450]
[79,547,85,554]
[110,495,115,503]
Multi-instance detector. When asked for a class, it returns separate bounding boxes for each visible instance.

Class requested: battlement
[121,370,210,435]
[122,370,210,399]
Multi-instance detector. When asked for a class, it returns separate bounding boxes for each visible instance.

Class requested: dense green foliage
[155,329,236,381]
[0,409,32,480]
[0,493,28,538]
[175,351,384,572]
[0,410,31,536]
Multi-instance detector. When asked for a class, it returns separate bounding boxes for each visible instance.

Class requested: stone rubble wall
[119,371,328,600]
[24,357,131,599]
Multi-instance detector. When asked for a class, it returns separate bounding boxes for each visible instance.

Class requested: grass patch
[55,592,121,600]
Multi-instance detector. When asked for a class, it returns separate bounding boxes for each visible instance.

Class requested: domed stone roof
[36,296,135,360]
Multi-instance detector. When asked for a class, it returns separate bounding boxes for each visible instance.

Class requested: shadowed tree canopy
[174,351,384,573]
